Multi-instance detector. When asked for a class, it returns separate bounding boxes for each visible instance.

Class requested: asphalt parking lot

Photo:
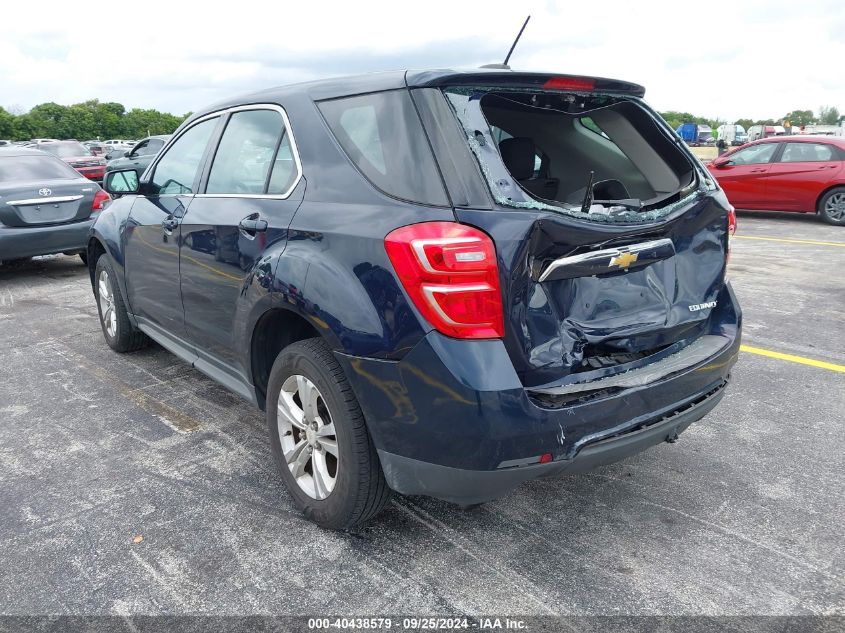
[0,212,843,617]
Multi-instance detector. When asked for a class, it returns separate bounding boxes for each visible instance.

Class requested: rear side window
[0,155,79,181]
[267,133,297,195]
[779,143,835,163]
[318,90,448,206]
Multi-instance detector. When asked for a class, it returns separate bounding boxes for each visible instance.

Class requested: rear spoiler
[405,70,645,98]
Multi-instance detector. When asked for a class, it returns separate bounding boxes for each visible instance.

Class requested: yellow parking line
[734,235,845,247]
[741,345,845,373]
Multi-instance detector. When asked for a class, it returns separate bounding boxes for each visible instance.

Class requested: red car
[707,136,845,225]
[38,141,108,183]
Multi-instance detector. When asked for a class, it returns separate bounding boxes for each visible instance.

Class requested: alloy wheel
[824,193,845,221]
[97,269,117,338]
[277,374,339,500]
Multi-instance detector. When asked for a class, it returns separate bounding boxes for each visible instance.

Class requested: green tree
[26,102,69,138]
[819,106,840,125]
[782,110,814,126]
[0,107,15,138]
[0,100,187,141]
[658,110,699,131]
[735,118,754,130]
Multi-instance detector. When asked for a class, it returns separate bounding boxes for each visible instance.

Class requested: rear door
[179,105,304,387]
[765,141,841,211]
[123,116,220,340]
[711,142,779,208]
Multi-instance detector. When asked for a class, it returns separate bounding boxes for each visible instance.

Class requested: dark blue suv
[91,69,741,528]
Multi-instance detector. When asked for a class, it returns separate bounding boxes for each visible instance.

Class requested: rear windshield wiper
[580,170,595,214]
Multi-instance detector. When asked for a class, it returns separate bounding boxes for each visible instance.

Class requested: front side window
[728,143,778,165]
[779,143,835,163]
[150,118,217,195]
[206,109,286,195]
[131,140,152,156]
[318,90,448,206]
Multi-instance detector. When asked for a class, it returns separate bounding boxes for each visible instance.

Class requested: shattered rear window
[443,87,707,223]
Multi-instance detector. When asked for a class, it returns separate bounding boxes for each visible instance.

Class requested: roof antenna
[480,15,530,70]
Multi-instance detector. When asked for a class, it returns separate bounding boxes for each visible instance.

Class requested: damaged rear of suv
[367,70,741,507]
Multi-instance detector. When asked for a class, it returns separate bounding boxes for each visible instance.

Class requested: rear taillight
[384,222,504,339]
[727,204,737,261]
[92,189,111,212]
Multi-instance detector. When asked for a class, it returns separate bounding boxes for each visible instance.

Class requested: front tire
[94,254,149,352]
[267,338,391,529]
[818,187,845,225]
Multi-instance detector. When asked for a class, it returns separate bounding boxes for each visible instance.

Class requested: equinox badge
[688,301,718,312]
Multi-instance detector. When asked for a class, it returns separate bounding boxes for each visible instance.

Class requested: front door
[123,116,220,341]
[179,106,304,387]
[712,142,779,209]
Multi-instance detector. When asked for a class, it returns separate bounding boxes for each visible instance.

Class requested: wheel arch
[86,236,107,285]
[815,183,845,214]
[249,305,327,410]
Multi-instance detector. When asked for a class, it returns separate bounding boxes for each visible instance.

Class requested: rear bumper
[379,380,726,505]
[336,283,741,504]
[0,218,94,260]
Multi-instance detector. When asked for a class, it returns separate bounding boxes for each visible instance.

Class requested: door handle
[750,168,767,173]
[161,217,179,232]
[239,214,268,234]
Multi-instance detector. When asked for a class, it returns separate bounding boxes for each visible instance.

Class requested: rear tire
[94,254,149,352]
[818,187,845,225]
[266,338,391,529]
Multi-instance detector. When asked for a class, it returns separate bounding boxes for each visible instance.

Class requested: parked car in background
[0,147,110,264]
[83,141,108,156]
[30,138,60,144]
[92,69,740,528]
[38,141,108,182]
[105,135,170,179]
[0,140,12,147]
[104,143,135,161]
[707,136,845,225]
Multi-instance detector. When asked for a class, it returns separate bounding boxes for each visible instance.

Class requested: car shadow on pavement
[736,210,826,224]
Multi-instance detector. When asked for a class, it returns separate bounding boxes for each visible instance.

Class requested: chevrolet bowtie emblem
[610,251,638,269]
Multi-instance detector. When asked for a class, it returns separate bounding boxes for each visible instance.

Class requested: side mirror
[104,169,140,195]
[123,150,132,158]
[712,156,731,168]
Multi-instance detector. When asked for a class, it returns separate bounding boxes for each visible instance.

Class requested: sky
[1,0,842,122]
